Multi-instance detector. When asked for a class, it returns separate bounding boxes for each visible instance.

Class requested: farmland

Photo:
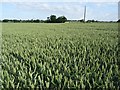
[0,23,120,89]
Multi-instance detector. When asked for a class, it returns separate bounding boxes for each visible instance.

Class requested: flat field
[1,23,120,88]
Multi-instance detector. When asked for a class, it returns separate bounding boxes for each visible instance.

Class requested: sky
[0,0,119,21]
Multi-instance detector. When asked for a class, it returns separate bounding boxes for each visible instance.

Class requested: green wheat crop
[1,23,120,89]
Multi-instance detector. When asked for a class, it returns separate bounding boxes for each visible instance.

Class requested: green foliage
[47,15,67,23]
[56,16,67,23]
[1,23,120,89]
[50,15,57,23]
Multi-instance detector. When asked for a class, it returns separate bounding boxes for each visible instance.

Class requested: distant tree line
[0,15,118,23]
[67,19,98,23]
[0,19,118,23]
[1,19,45,23]
[0,15,67,23]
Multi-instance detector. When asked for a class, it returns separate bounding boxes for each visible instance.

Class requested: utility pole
[84,6,86,23]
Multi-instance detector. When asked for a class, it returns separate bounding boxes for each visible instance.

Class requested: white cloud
[86,0,119,2]
[13,2,84,16]
[1,0,120,2]
[0,3,2,19]
[95,2,117,7]
[86,7,117,21]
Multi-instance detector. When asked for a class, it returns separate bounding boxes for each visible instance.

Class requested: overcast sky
[0,0,119,21]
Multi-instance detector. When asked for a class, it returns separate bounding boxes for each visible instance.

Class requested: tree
[117,19,120,22]
[3,19,9,22]
[86,19,96,23]
[78,19,84,22]
[13,19,20,23]
[56,16,67,23]
[46,15,67,23]
[50,15,56,23]
[33,19,40,23]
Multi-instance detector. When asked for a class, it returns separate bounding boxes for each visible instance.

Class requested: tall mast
[84,6,86,23]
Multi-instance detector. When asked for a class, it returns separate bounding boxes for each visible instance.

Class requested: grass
[1,22,120,89]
